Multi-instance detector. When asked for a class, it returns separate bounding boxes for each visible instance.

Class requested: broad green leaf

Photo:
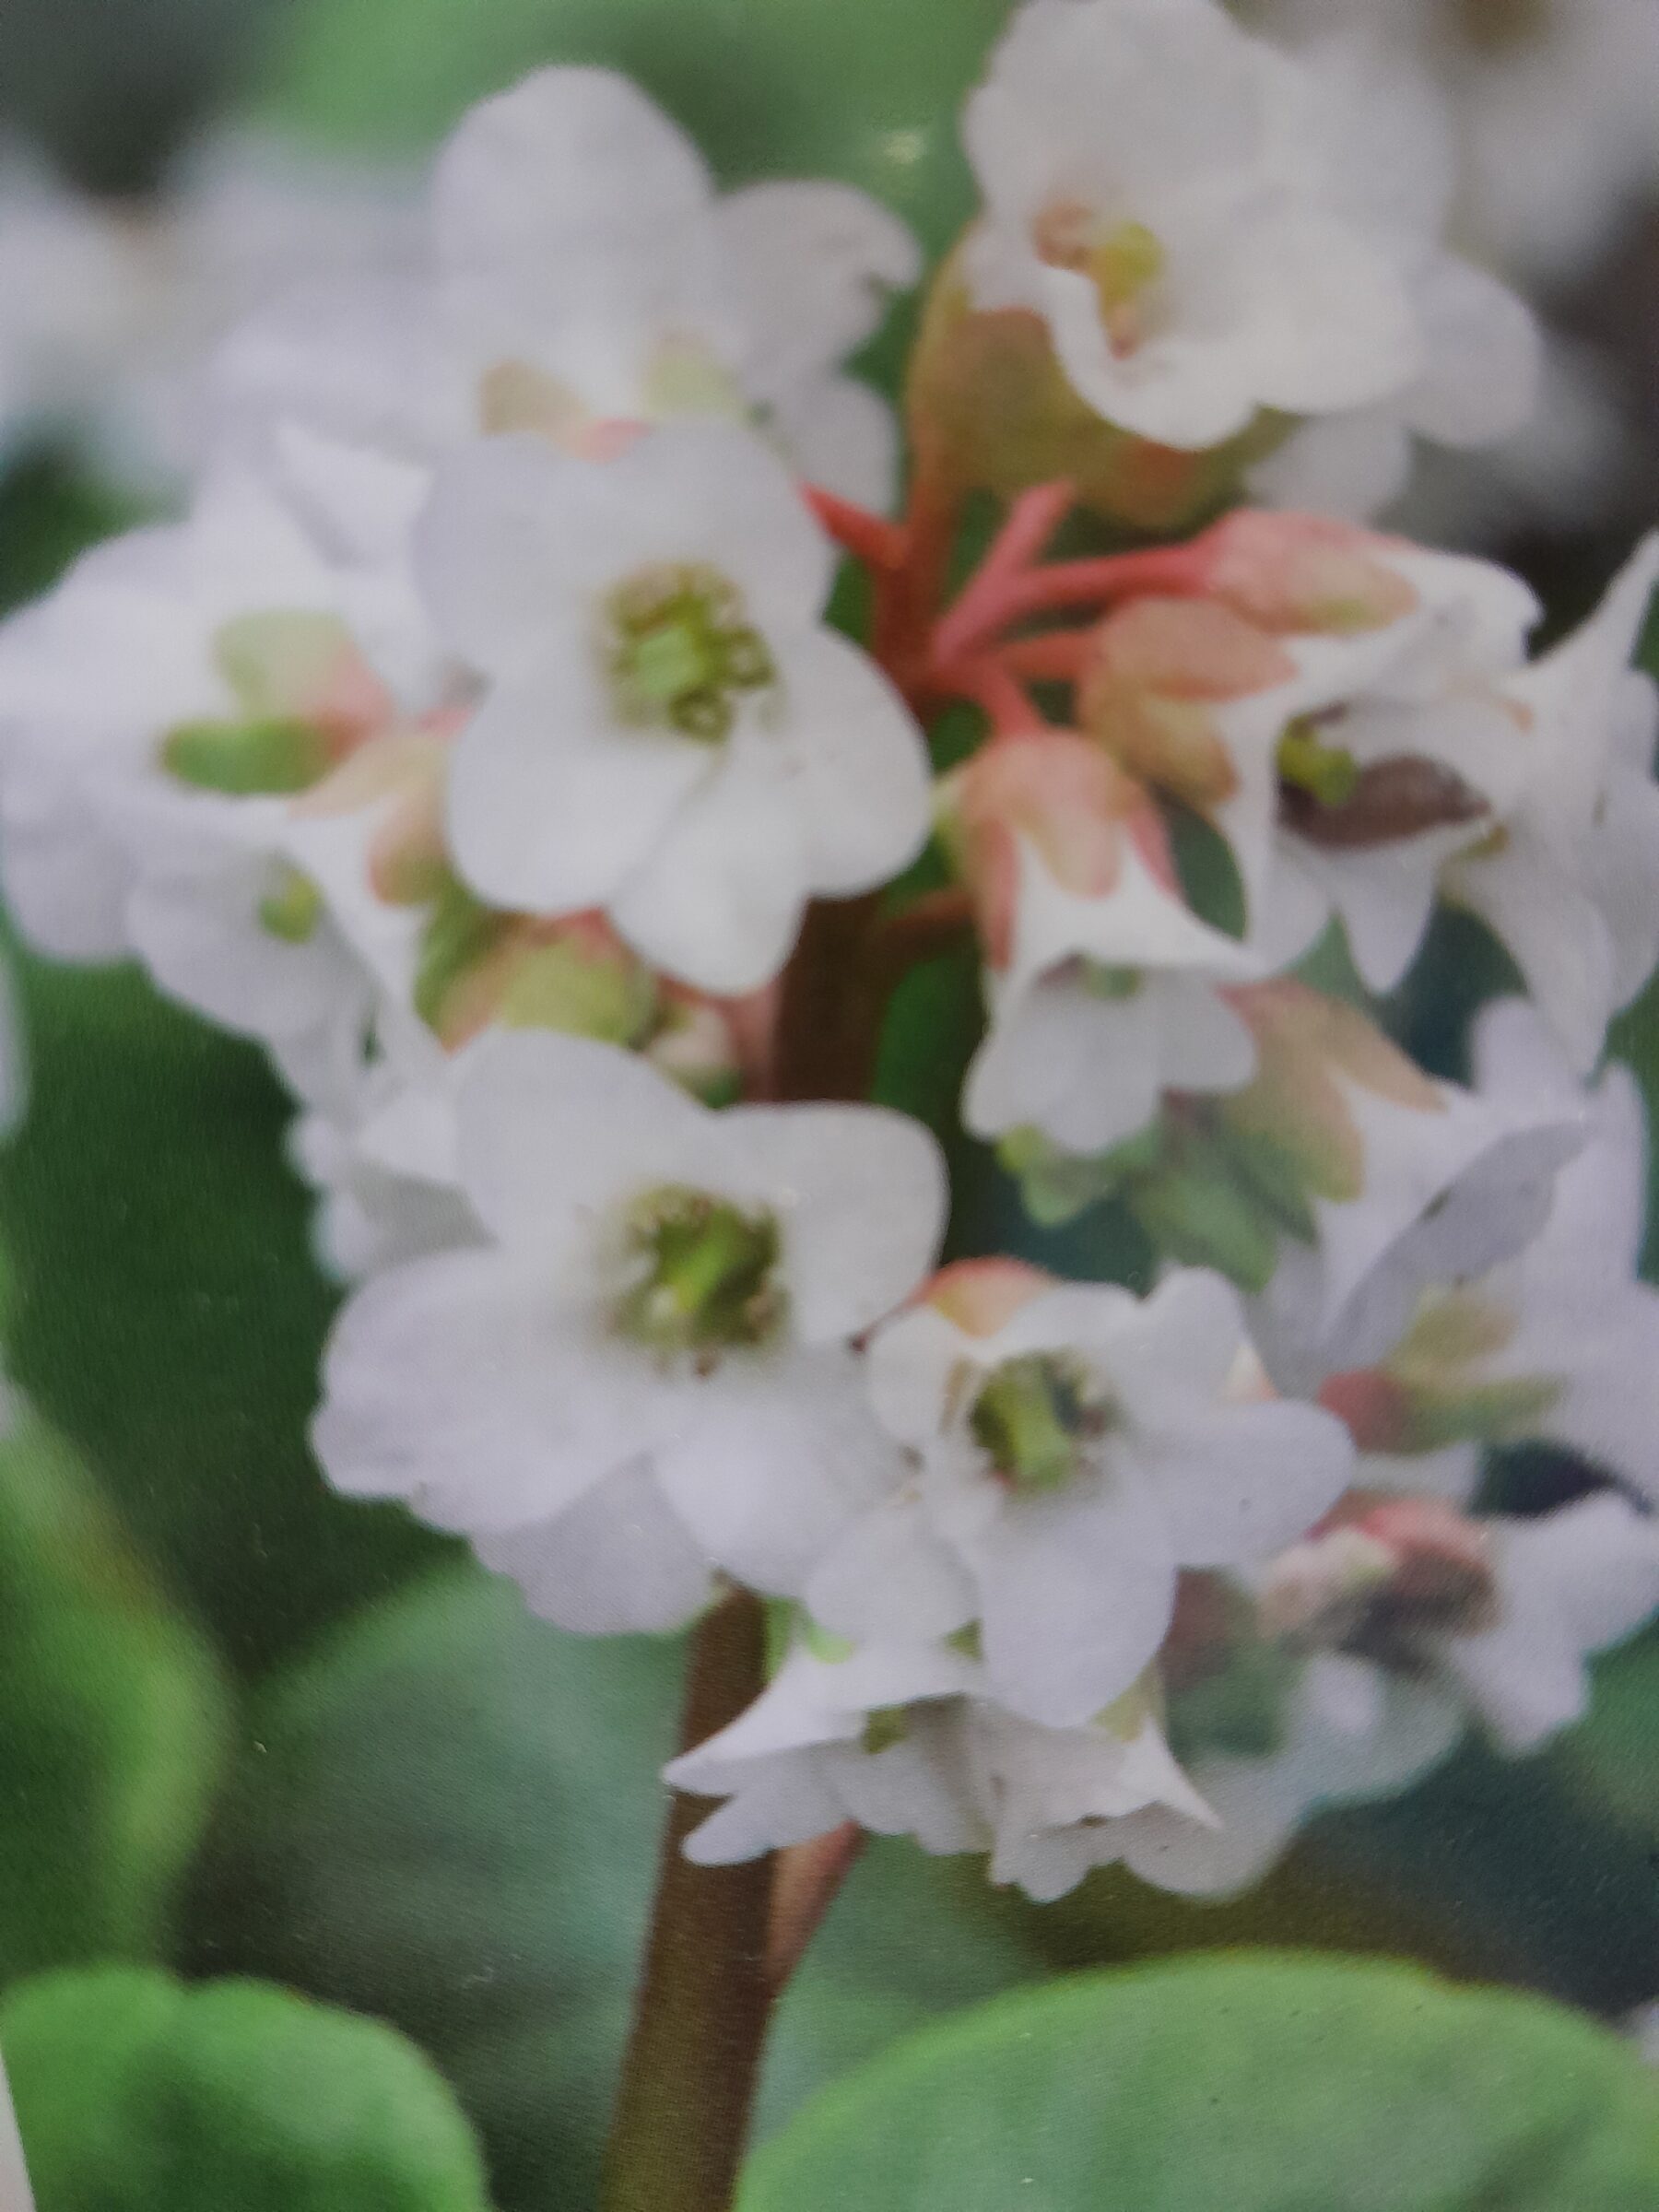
[739,1953,1659,2212]
[0,947,455,1677]
[261,0,1014,239]
[1,1968,492,2211]
[190,1566,1041,2211]
[0,1409,227,1981]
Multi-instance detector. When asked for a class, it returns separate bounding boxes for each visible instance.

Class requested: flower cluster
[4,0,1659,1906]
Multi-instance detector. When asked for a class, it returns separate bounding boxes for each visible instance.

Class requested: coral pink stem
[942,542,1212,664]
[932,480,1075,666]
[803,485,908,572]
[943,655,1052,734]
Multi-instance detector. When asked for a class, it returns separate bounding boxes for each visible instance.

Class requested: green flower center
[257,866,325,944]
[605,563,775,743]
[614,1186,784,1359]
[1277,719,1359,809]
[1076,959,1145,1003]
[970,1353,1111,1493]
[1034,207,1166,357]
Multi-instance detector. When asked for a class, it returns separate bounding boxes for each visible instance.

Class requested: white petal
[1245,406,1413,523]
[453,1030,703,1256]
[313,1248,678,1532]
[1236,209,1422,419]
[769,626,931,896]
[477,1459,712,1635]
[806,1491,978,1645]
[432,68,711,278]
[766,375,901,512]
[446,634,712,914]
[713,179,920,399]
[606,747,811,994]
[1132,1399,1354,1567]
[975,1476,1178,1728]
[652,1350,904,1595]
[1402,254,1542,450]
[866,1304,978,1452]
[716,1102,947,1341]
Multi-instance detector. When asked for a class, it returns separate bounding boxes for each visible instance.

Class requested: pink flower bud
[1197,512,1418,638]
[942,730,1174,969]
[1079,596,1296,812]
[923,1256,1056,1338]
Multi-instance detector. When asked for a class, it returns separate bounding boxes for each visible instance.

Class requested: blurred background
[0,1,1657,2205]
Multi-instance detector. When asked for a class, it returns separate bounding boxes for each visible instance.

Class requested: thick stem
[876,447,964,707]
[769,891,888,1105]
[600,1592,775,2212]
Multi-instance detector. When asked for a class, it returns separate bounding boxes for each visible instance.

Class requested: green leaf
[190,1566,1041,2210]
[0,1410,228,1981]
[1,1968,492,2211]
[261,0,1016,263]
[738,1953,1659,2212]
[0,948,456,1677]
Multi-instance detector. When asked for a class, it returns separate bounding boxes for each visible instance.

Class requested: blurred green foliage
[187,1567,1035,2210]
[739,1954,1659,2212]
[0,944,457,1679]
[0,1411,227,1977]
[1,1967,493,2209]
[261,0,1010,263]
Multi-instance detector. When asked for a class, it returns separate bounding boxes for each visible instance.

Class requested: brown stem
[600,1591,775,2212]
[768,891,888,1105]
[765,1824,865,1994]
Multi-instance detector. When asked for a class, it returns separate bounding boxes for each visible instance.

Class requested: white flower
[1232,984,1587,1395]
[669,1636,1218,1903]
[806,1260,1352,1729]
[288,1009,478,1281]
[1332,1000,1659,1500]
[418,421,930,994]
[0,141,155,462]
[1078,520,1543,994]
[961,1685,1219,1902]
[1436,1495,1659,1753]
[1240,29,1540,522]
[0,128,423,489]
[667,1640,986,1865]
[1145,1641,1461,1898]
[1150,1486,1659,1893]
[944,733,1261,1155]
[313,1030,947,1612]
[0,462,447,1088]
[1444,536,1659,1075]
[961,0,1452,453]
[215,69,917,510]
[1248,0,1659,284]
[1381,335,1627,553]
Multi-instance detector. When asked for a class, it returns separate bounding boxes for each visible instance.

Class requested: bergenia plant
[5,4,1659,2206]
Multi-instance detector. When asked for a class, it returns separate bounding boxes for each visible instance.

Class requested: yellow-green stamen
[606,563,775,743]
[1278,719,1360,809]
[970,1353,1109,1493]
[257,867,325,945]
[616,1186,784,1359]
